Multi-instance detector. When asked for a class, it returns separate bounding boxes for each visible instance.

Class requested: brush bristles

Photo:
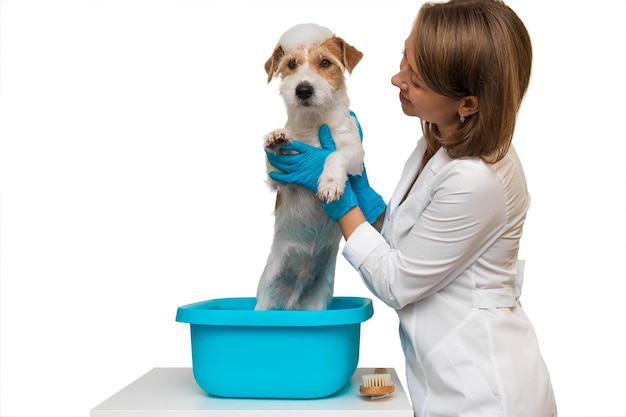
[359,372,395,397]
[362,373,392,387]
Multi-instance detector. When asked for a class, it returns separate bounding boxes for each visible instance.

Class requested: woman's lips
[399,91,411,105]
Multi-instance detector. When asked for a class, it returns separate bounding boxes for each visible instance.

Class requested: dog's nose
[295,83,314,100]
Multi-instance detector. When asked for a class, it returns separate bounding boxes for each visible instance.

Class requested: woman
[266,0,557,415]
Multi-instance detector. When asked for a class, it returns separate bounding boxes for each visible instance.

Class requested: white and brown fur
[255,27,364,310]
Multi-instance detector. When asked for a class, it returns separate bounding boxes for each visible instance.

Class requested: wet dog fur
[255,25,364,310]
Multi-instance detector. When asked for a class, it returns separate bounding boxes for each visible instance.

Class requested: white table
[91,367,414,416]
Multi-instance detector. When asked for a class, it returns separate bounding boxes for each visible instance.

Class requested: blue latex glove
[266,125,358,221]
[349,165,386,224]
[267,112,384,222]
[267,112,363,191]
[323,180,359,221]
[266,127,334,194]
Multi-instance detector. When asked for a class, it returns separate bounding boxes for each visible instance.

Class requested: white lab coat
[343,138,557,417]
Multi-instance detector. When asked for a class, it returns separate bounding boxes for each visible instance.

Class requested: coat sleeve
[342,159,507,310]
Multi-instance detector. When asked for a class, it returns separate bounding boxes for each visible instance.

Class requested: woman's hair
[414,0,532,162]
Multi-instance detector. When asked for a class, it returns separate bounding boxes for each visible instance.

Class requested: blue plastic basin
[176,297,373,399]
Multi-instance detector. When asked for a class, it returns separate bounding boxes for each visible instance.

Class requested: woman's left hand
[266,125,336,194]
[266,125,359,221]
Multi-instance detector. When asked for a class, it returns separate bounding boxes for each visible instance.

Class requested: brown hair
[413,0,532,163]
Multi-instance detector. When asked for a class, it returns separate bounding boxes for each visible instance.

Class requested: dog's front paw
[317,175,346,203]
[264,129,292,151]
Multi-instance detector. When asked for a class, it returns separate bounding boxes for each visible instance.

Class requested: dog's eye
[320,59,331,68]
[288,59,298,69]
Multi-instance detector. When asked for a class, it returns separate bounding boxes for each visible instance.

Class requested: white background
[1,1,625,416]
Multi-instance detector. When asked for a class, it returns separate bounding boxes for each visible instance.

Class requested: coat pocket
[423,331,503,417]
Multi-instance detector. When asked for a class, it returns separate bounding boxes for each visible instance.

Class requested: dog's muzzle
[295,82,314,105]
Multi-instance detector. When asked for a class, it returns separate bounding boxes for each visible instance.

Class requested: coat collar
[387,139,451,216]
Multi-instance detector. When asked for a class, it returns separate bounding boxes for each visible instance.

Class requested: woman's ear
[459,96,479,117]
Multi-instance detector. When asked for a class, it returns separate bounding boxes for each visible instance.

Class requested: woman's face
[391,28,462,137]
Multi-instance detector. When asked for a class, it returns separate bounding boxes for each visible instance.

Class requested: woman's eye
[320,59,331,68]
[288,59,297,69]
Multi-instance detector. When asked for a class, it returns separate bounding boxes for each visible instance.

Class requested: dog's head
[264,23,363,108]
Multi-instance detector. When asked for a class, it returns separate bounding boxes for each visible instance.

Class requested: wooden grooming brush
[359,368,395,398]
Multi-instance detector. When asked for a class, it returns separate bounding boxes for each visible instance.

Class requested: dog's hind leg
[255,239,339,310]
[255,260,283,310]
[296,246,339,310]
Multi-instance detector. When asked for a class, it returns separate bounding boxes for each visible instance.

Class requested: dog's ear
[329,36,363,74]
[264,46,285,83]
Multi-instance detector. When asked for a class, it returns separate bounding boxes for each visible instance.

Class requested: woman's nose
[391,58,408,89]
[391,70,407,90]
[391,71,401,88]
